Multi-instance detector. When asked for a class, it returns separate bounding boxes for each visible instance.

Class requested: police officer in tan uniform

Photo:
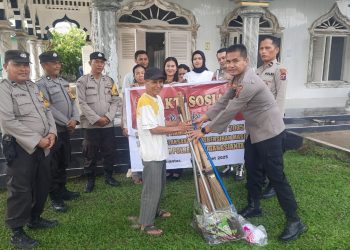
[36,51,81,212]
[0,50,58,248]
[77,52,119,193]
[190,44,305,242]
[256,35,288,199]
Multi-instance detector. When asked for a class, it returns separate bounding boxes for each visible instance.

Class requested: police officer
[189,44,305,241]
[76,52,120,193]
[212,48,228,81]
[256,35,288,199]
[0,50,58,248]
[36,51,81,212]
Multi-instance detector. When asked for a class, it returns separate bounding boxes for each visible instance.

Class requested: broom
[177,106,215,212]
[178,95,231,210]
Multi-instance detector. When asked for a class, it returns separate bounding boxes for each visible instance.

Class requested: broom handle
[178,111,215,211]
[197,136,233,205]
[189,140,215,211]
[182,100,232,205]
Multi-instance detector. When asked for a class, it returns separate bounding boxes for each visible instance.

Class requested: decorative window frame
[116,0,199,50]
[307,3,350,88]
[218,7,283,48]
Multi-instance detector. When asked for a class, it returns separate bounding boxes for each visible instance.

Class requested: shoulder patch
[39,91,50,108]
[280,68,287,80]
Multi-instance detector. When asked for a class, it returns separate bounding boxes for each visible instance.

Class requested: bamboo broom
[178,95,230,210]
[177,106,215,212]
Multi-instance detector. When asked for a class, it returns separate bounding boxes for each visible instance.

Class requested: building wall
[269,0,348,103]
[121,0,348,106]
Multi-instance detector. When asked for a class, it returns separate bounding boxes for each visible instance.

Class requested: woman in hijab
[184,50,213,83]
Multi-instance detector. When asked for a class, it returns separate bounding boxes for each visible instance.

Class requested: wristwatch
[201,127,208,135]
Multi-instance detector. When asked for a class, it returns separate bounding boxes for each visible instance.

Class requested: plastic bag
[192,201,244,245]
[238,215,268,246]
[192,201,268,246]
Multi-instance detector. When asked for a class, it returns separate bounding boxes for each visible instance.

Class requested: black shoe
[262,186,276,199]
[51,200,68,212]
[279,220,306,241]
[220,166,234,177]
[85,179,95,193]
[10,227,38,249]
[27,217,58,229]
[62,189,80,200]
[105,176,120,187]
[238,206,262,218]
[234,164,245,181]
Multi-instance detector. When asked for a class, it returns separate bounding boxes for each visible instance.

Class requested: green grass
[0,144,350,249]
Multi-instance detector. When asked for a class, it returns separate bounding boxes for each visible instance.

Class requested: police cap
[39,51,60,63]
[90,52,107,61]
[5,50,30,64]
[144,68,165,81]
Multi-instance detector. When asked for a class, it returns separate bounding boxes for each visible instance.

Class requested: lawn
[0,143,349,250]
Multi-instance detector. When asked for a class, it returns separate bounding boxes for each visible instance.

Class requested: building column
[240,6,264,69]
[27,36,40,80]
[90,0,122,83]
[0,20,13,79]
[35,39,46,77]
[15,30,28,51]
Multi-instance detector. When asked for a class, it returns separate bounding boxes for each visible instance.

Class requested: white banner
[125,82,245,172]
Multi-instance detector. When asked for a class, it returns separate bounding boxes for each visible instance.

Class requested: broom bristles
[198,177,214,212]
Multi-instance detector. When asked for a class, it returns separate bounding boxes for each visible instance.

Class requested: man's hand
[122,128,128,137]
[178,121,193,133]
[188,129,205,141]
[193,114,209,128]
[37,138,50,149]
[46,133,56,149]
[67,120,77,133]
[94,116,110,127]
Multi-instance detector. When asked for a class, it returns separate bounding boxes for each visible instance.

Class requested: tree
[47,27,86,81]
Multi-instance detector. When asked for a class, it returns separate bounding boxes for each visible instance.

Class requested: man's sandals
[127,210,171,236]
[156,209,171,218]
[141,225,163,236]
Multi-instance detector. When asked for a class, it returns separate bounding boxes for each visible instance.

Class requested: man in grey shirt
[0,50,58,248]
[36,51,81,212]
[256,35,288,199]
[190,44,305,242]
[77,52,120,192]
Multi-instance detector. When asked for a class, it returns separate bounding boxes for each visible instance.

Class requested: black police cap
[144,68,165,81]
[90,52,107,61]
[5,50,30,63]
[39,51,60,63]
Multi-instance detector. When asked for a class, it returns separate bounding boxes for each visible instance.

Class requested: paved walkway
[301,130,350,152]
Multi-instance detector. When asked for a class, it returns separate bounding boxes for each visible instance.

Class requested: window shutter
[118,28,136,82]
[166,31,191,66]
[311,36,326,82]
[136,29,146,50]
[342,37,350,83]
[119,29,136,60]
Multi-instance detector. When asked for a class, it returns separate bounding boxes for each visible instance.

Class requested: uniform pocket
[48,87,63,103]
[86,89,98,104]
[15,97,32,115]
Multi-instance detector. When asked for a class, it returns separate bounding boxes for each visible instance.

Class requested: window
[308,4,350,86]
[119,4,189,25]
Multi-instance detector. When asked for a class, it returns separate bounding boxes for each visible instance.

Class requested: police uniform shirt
[0,79,57,155]
[76,74,118,129]
[206,68,285,144]
[256,59,287,114]
[36,76,80,131]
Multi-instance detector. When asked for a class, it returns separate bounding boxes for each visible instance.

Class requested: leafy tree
[47,27,86,81]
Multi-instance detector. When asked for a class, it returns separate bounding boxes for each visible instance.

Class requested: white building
[1,0,350,109]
